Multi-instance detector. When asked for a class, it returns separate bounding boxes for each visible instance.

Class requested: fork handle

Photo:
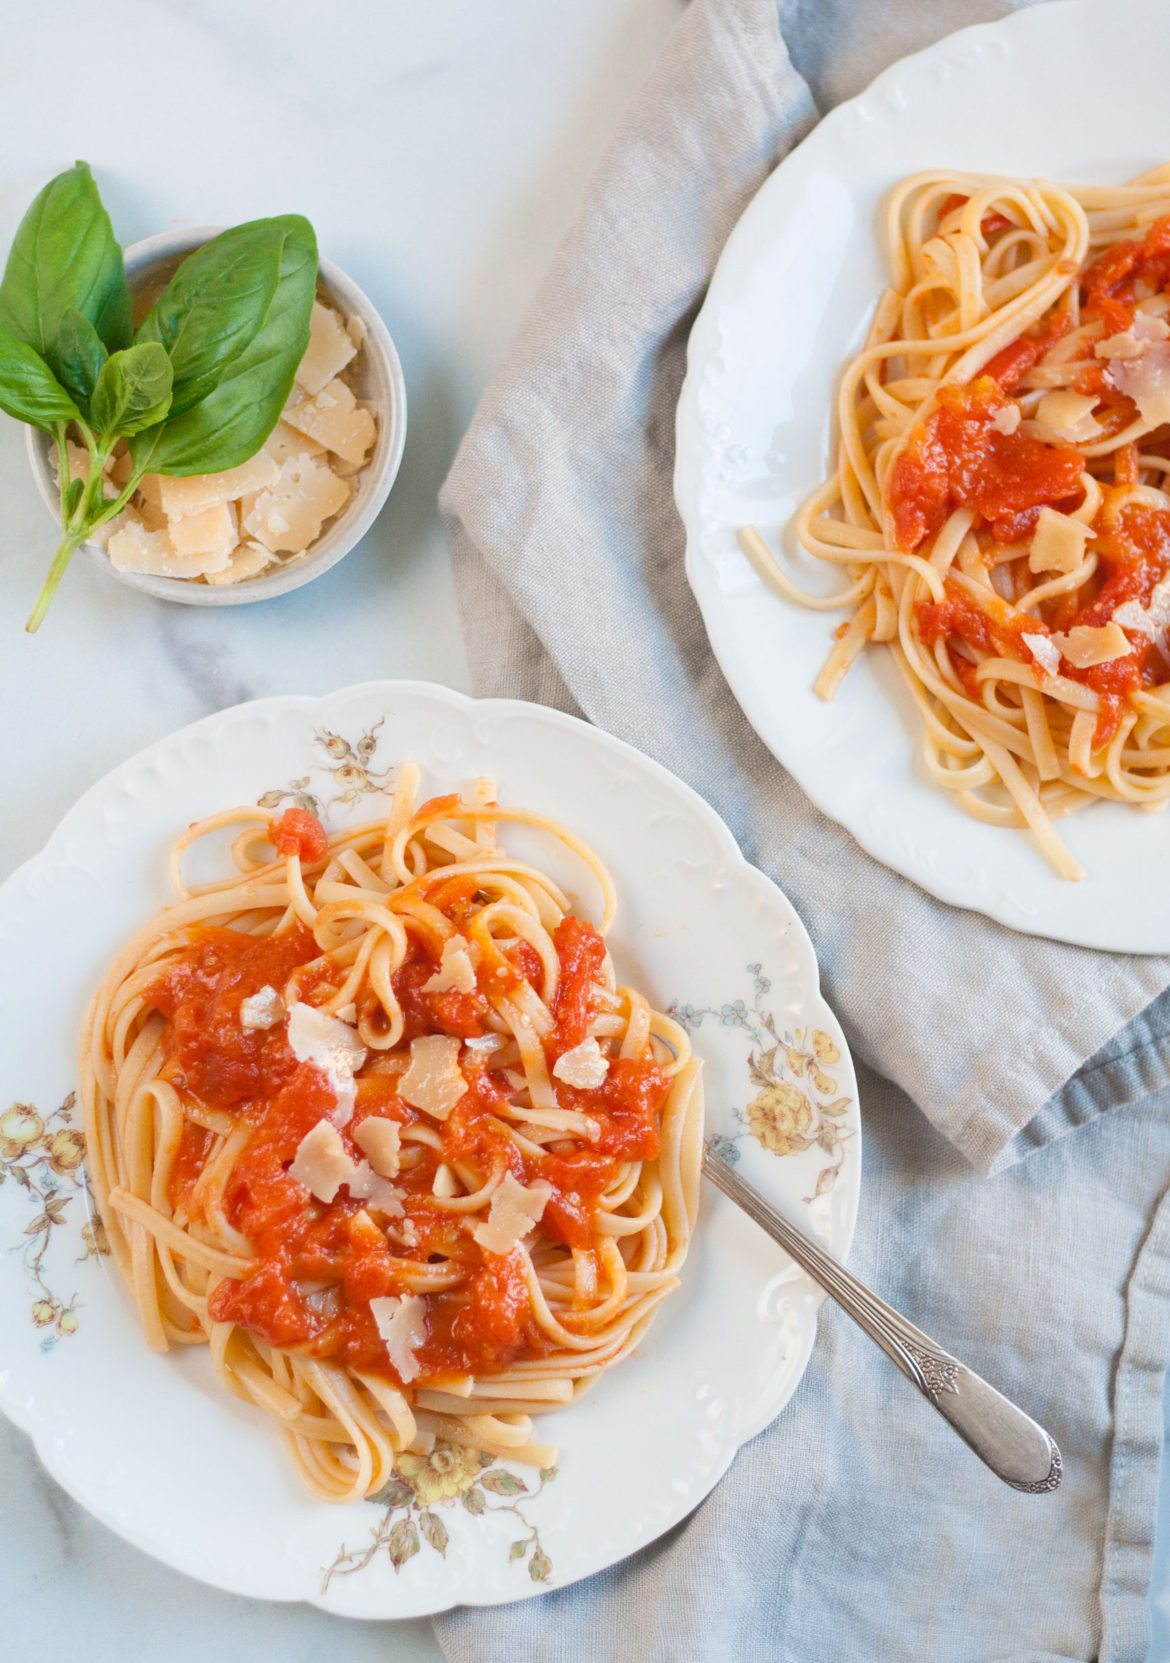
[703,1151,1061,1492]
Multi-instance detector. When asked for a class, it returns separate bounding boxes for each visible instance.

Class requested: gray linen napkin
[435,1,1170,1656]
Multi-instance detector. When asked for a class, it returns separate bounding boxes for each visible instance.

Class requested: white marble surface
[0,1,679,1655]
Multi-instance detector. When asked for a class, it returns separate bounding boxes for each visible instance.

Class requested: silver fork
[703,1149,1062,1492]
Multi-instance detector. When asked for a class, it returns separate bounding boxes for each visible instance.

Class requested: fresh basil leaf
[136,220,286,417]
[0,327,79,429]
[0,162,131,358]
[131,215,316,476]
[63,475,84,516]
[47,306,108,416]
[90,341,173,438]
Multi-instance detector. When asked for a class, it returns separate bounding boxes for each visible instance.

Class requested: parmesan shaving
[283,376,377,464]
[422,937,478,995]
[296,300,359,396]
[353,1116,401,1178]
[552,1037,610,1090]
[241,454,351,555]
[471,1172,553,1256]
[155,453,279,520]
[240,985,285,1030]
[204,540,272,587]
[1114,573,1170,646]
[1031,390,1103,443]
[1107,340,1170,427]
[287,1003,367,1125]
[167,500,238,561]
[399,1035,467,1120]
[463,1033,506,1058]
[288,1119,403,1215]
[1028,506,1092,575]
[107,522,231,579]
[989,402,1021,436]
[1095,313,1170,359]
[1051,622,1132,667]
[369,1294,427,1384]
[432,1163,459,1198]
[289,1120,353,1203]
[1022,633,1061,677]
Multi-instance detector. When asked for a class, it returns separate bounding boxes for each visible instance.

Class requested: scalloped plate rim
[0,679,859,1615]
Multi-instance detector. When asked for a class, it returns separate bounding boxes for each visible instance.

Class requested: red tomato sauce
[1081,213,1170,334]
[916,504,1170,747]
[887,378,1084,551]
[271,807,329,863]
[152,909,668,1386]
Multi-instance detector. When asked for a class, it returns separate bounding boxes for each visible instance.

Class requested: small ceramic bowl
[25,225,407,605]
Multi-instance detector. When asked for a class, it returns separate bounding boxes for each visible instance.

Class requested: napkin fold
[436,0,1170,1656]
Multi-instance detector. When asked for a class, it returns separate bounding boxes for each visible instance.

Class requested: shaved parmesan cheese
[287,1003,367,1125]
[1052,622,1132,667]
[288,1118,403,1214]
[167,500,238,561]
[422,937,478,995]
[399,1035,467,1120]
[472,1172,553,1256]
[463,1033,506,1059]
[335,1003,358,1024]
[284,376,377,464]
[1114,573,1170,646]
[369,1294,427,1383]
[289,1120,353,1202]
[347,1163,404,1218]
[1028,506,1093,574]
[1096,313,1170,359]
[241,454,351,555]
[353,1116,401,1178]
[1097,331,1147,361]
[205,540,273,586]
[240,985,285,1029]
[1107,341,1170,427]
[296,300,359,396]
[156,453,279,520]
[432,1163,459,1198]
[262,418,326,466]
[86,508,134,550]
[107,521,231,579]
[1023,632,1061,677]
[990,402,1021,436]
[552,1037,610,1090]
[1032,390,1103,443]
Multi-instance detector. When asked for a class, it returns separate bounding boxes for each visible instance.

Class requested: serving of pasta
[80,766,702,1503]
[742,166,1170,880]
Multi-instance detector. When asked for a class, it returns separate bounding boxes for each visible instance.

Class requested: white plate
[675,0,1170,954]
[0,681,858,1615]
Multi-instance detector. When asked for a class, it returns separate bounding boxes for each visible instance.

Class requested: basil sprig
[0,163,317,631]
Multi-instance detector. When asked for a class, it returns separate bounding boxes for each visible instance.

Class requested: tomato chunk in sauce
[888,378,1084,552]
[153,906,669,1388]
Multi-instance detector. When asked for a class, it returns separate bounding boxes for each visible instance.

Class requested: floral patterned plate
[0,681,859,1616]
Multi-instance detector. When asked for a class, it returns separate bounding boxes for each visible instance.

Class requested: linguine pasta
[81,767,703,1502]
[743,166,1170,879]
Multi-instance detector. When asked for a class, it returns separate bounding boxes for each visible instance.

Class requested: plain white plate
[0,681,859,1615]
[675,0,1170,954]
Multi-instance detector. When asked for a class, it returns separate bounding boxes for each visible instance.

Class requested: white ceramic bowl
[25,225,407,606]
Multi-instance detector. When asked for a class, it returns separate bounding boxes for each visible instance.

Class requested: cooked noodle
[744,166,1170,879]
[81,768,703,1501]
